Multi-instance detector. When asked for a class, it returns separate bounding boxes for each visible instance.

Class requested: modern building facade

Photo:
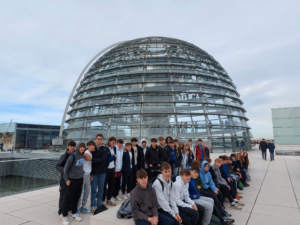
[0,122,60,151]
[272,107,300,154]
[62,37,252,152]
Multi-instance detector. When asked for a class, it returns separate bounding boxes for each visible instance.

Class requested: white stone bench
[90,206,134,225]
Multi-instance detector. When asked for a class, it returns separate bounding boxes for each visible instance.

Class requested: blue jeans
[243,169,251,181]
[135,213,174,225]
[270,151,274,160]
[91,173,106,207]
[262,150,266,159]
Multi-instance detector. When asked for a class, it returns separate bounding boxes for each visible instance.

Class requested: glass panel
[229,108,244,117]
[112,104,141,114]
[172,74,199,83]
[178,125,207,136]
[90,96,112,106]
[71,109,89,119]
[67,119,85,129]
[115,84,142,93]
[233,127,247,137]
[66,129,83,139]
[203,94,224,104]
[274,127,300,136]
[224,97,242,107]
[73,99,89,109]
[210,126,223,137]
[173,83,200,92]
[272,118,300,127]
[223,89,238,97]
[117,75,143,84]
[86,117,109,127]
[144,83,172,91]
[175,103,204,113]
[110,126,140,137]
[231,117,243,126]
[93,86,114,96]
[143,93,173,102]
[84,127,108,138]
[146,65,169,71]
[113,94,142,103]
[191,115,206,125]
[206,104,228,114]
[207,115,220,125]
[174,93,202,102]
[141,126,174,136]
[143,103,174,113]
[95,78,115,87]
[111,115,140,126]
[200,76,217,86]
[142,114,175,125]
[88,106,111,116]
[144,74,172,82]
[176,115,193,124]
[202,86,222,95]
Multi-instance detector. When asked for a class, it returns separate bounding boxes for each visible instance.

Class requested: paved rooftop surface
[0,146,300,225]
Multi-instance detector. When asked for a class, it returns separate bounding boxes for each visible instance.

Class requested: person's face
[159,140,164,146]
[232,156,236,161]
[185,144,189,150]
[166,138,171,144]
[161,169,172,180]
[151,141,157,147]
[170,143,175,149]
[79,147,85,154]
[189,141,193,146]
[141,141,146,148]
[137,176,148,188]
[125,145,131,151]
[96,136,103,145]
[229,160,232,164]
[215,161,221,168]
[190,170,199,179]
[174,141,178,146]
[117,142,123,149]
[204,164,209,172]
[219,159,224,165]
[68,145,75,153]
[245,153,248,157]
[198,141,202,146]
[202,142,206,147]
[181,174,191,184]
[132,141,137,147]
[263,140,265,142]
[88,144,95,152]
[109,140,116,147]
[270,140,273,143]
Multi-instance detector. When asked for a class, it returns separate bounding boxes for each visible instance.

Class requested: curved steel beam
[59,40,129,137]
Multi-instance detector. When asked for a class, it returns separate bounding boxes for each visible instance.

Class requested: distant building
[272,107,300,154]
[0,122,60,152]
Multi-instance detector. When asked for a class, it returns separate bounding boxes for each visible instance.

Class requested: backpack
[209,214,222,225]
[150,177,172,191]
[117,199,132,219]
[94,204,108,215]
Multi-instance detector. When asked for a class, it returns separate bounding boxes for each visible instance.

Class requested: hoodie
[200,160,217,192]
[188,178,200,200]
[211,164,227,186]
[130,182,159,222]
[63,142,85,182]
[55,149,73,175]
[152,174,178,217]
[173,176,195,208]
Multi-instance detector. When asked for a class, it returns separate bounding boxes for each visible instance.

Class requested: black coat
[91,145,108,175]
[209,166,220,188]
[131,145,141,168]
[122,150,134,173]
[137,147,147,170]
[259,142,268,151]
[160,145,171,163]
[145,145,163,169]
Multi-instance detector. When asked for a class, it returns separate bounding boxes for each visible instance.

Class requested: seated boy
[188,166,214,225]
[130,169,174,225]
[230,154,248,187]
[62,142,85,225]
[228,157,242,196]
[173,169,205,225]
[153,163,194,225]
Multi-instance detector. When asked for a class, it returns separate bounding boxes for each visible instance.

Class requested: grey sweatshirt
[212,164,227,186]
[63,142,85,182]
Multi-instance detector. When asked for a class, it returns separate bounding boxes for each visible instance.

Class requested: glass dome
[63,36,252,152]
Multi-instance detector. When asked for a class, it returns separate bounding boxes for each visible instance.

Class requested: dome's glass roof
[63,36,252,152]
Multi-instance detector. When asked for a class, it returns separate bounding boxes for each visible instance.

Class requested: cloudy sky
[0,0,299,139]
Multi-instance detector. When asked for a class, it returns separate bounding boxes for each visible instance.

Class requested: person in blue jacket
[267,140,276,161]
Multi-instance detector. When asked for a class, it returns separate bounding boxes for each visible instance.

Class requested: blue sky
[0,0,299,139]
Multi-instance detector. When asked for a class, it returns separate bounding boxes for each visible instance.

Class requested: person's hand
[123,150,126,152]
[83,178,85,183]
[194,195,197,198]
[217,188,219,191]
[66,180,70,186]
[90,175,93,181]
[158,164,161,167]
[114,154,116,157]
[237,168,240,171]
[228,185,231,190]
[149,164,153,167]
[230,178,233,182]
[175,213,182,223]
[197,185,201,190]
[227,178,231,182]
[147,216,158,225]
[192,204,198,211]
[214,190,218,195]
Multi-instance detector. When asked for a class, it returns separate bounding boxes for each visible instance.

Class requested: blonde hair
[179,141,186,154]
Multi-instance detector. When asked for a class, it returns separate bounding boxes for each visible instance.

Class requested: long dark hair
[243,152,249,167]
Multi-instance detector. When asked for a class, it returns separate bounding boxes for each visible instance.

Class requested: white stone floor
[0,146,300,225]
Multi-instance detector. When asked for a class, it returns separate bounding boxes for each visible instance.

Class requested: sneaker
[106,200,117,206]
[225,212,232,217]
[90,206,96,213]
[237,201,245,206]
[58,214,63,219]
[127,193,130,198]
[71,214,82,221]
[223,218,235,224]
[237,194,243,198]
[61,217,69,225]
[230,203,242,210]
[80,207,91,214]
[114,197,120,201]
[122,194,128,200]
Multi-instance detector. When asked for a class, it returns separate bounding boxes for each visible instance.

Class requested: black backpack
[117,199,132,219]
[94,204,108,215]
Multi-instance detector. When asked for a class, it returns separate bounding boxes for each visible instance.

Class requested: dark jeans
[178,206,199,225]
[122,170,133,194]
[202,189,225,214]
[262,150,267,159]
[220,183,233,203]
[158,209,180,225]
[113,172,122,198]
[270,151,274,160]
[103,168,115,201]
[135,213,174,225]
[63,178,83,217]
[58,177,69,215]
[131,165,138,191]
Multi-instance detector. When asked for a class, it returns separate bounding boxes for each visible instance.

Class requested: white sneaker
[127,193,130,198]
[58,214,63,219]
[122,194,128,200]
[110,198,116,204]
[90,206,96,213]
[71,214,82,221]
[61,217,69,225]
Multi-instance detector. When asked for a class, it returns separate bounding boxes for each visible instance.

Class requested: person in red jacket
[195,139,210,162]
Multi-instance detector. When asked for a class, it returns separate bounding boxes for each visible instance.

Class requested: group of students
[55,133,251,225]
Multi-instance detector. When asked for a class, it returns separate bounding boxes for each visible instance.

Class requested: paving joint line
[251,212,300,221]
[245,153,271,225]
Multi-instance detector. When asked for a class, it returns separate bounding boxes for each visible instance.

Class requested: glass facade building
[63,37,252,152]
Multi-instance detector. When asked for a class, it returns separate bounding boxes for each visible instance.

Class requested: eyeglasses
[97,138,103,140]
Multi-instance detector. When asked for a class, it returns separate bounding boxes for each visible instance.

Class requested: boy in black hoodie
[61,142,85,225]
[145,138,163,180]
[56,141,76,218]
